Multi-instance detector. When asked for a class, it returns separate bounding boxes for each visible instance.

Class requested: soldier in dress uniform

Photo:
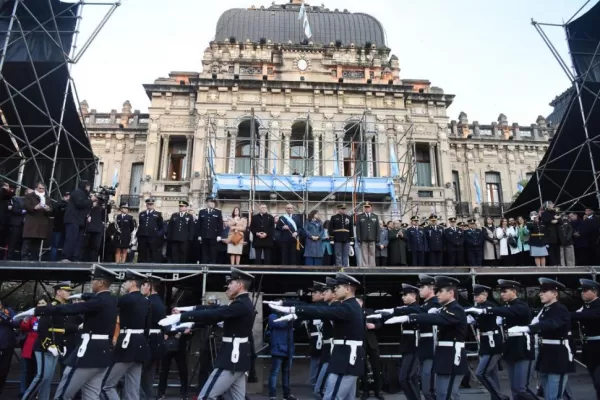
[140,275,167,400]
[385,276,468,400]
[466,279,536,400]
[21,282,74,400]
[305,282,326,388]
[269,273,366,400]
[197,197,224,264]
[444,217,465,266]
[406,216,428,266]
[114,203,136,263]
[468,284,509,400]
[508,278,572,399]
[102,269,151,399]
[357,297,384,400]
[356,202,380,267]
[425,214,444,266]
[329,204,354,267]
[168,200,195,264]
[415,274,439,400]
[137,198,164,263]
[572,278,600,398]
[313,277,338,400]
[158,267,255,400]
[465,218,485,267]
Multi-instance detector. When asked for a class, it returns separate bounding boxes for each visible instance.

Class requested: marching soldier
[406,216,428,266]
[269,273,365,400]
[114,202,136,263]
[158,267,255,400]
[415,274,439,400]
[468,284,508,400]
[167,200,195,264]
[357,297,384,400]
[356,202,380,267]
[444,217,465,266]
[137,198,164,263]
[102,269,151,399]
[465,218,485,267]
[22,282,74,400]
[306,282,326,388]
[314,277,338,400]
[329,204,354,267]
[425,214,444,266]
[385,276,468,399]
[572,278,600,398]
[466,279,536,400]
[197,197,224,264]
[508,278,572,400]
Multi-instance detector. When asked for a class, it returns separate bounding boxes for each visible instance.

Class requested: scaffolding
[0,0,120,198]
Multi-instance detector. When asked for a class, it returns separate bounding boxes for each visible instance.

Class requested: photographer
[80,192,106,262]
[22,182,52,261]
[62,180,92,262]
[50,192,69,261]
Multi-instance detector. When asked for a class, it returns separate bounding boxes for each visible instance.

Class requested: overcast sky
[71,0,593,125]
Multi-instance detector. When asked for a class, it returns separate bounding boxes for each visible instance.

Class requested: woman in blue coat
[304,210,325,265]
[268,310,295,400]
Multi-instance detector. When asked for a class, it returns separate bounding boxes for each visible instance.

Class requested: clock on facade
[297,58,308,71]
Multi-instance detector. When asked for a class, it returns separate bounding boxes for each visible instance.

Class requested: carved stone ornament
[270,111,280,119]
[376,114,386,121]
[323,113,334,120]
[240,65,262,75]
[383,97,395,107]
[161,119,195,129]
[208,92,219,103]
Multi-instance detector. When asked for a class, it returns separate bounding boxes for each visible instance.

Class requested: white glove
[68,294,82,300]
[159,314,181,326]
[78,323,83,330]
[530,316,539,325]
[496,317,503,327]
[198,236,202,241]
[217,321,224,328]
[216,236,221,242]
[47,346,59,357]
[269,305,295,314]
[174,306,195,313]
[465,307,484,315]
[171,322,194,331]
[274,314,297,323]
[12,308,35,321]
[366,314,382,319]
[577,306,583,312]
[467,315,476,325]
[375,308,394,314]
[508,326,530,334]
[263,300,283,307]
[385,315,410,325]
[428,308,441,314]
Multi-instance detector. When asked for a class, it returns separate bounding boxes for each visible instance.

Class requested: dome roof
[215,3,386,46]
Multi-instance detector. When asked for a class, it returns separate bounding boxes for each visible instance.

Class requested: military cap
[429,214,438,221]
[401,222,409,228]
[434,276,460,289]
[418,274,435,286]
[400,283,420,294]
[53,281,74,291]
[467,218,476,224]
[363,202,372,208]
[496,279,521,290]
[458,222,466,227]
[538,277,565,292]
[144,274,163,284]
[120,202,129,208]
[410,216,419,221]
[179,200,189,207]
[337,204,347,210]
[124,269,146,282]
[448,217,457,222]
[439,223,446,228]
[334,272,361,287]
[473,284,491,295]
[64,192,71,196]
[226,267,254,283]
[580,278,599,291]
[92,265,119,284]
[325,277,337,289]
[206,196,216,202]
[145,198,155,204]
[309,281,327,292]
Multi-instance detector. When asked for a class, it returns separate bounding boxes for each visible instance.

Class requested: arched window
[232,119,261,174]
[289,121,313,175]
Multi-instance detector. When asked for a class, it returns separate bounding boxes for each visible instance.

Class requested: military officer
[386,276,468,400]
[572,278,600,398]
[314,277,338,399]
[140,275,166,400]
[468,284,508,400]
[102,269,151,399]
[508,278,572,400]
[425,214,444,266]
[444,217,465,266]
[466,279,536,400]
[197,197,224,264]
[465,218,485,266]
[304,281,326,388]
[167,200,195,263]
[269,273,365,400]
[329,204,355,267]
[114,203,136,263]
[406,216,428,266]
[415,274,439,400]
[137,198,164,263]
[356,202,380,267]
[158,267,255,400]
[21,282,74,400]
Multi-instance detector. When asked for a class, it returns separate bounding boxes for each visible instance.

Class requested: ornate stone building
[84,1,554,221]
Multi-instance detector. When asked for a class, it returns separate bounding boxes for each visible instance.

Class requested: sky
[71,0,594,125]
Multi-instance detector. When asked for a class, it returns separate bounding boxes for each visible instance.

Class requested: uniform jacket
[580,215,600,248]
[9,196,26,227]
[64,186,92,227]
[114,291,150,363]
[85,205,106,233]
[571,297,600,370]
[329,213,354,243]
[36,290,118,368]
[444,226,464,251]
[148,293,167,361]
[295,297,365,376]
[416,296,439,360]
[306,301,325,357]
[464,228,485,250]
[570,219,586,248]
[387,229,407,265]
[363,308,381,351]
[304,220,325,258]
[250,213,275,248]
[406,226,428,253]
[529,301,572,375]
[410,300,468,376]
[391,302,421,354]
[23,192,52,239]
[168,212,195,242]
[425,225,444,252]
[320,301,338,363]
[276,213,303,242]
[268,312,294,357]
[197,208,224,239]
[484,298,534,362]
[115,213,135,246]
[473,300,503,355]
[137,209,164,238]
[34,297,68,353]
[180,292,254,372]
[375,228,388,258]
[526,221,546,248]
[541,210,559,245]
[356,212,380,243]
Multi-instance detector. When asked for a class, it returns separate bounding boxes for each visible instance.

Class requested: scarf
[35,190,46,207]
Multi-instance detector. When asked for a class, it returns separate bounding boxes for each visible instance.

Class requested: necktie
[181,213,183,218]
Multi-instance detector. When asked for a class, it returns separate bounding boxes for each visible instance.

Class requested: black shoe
[374,393,385,400]
[269,397,277,400]
[285,395,298,400]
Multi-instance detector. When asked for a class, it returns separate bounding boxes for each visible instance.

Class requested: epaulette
[51,301,58,306]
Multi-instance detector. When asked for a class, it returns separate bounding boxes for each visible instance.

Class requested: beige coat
[483,226,499,260]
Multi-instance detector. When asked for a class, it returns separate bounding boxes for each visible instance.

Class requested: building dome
[214,3,386,46]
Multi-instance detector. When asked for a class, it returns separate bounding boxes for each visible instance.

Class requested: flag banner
[517,173,524,192]
[474,173,482,204]
[112,168,118,187]
[333,145,340,177]
[389,143,399,177]
[303,15,312,39]
[298,2,305,20]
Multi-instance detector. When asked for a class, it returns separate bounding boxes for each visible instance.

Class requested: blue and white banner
[389,143,399,177]
[474,173,482,204]
[298,1,312,39]
[112,168,118,187]
[517,173,524,192]
[333,145,341,177]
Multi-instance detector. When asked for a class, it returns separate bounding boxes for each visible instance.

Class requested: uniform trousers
[467,249,484,267]
[101,362,142,400]
[23,351,60,400]
[170,241,188,264]
[428,251,443,267]
[137,237,160,263]
[361,343,382,395]
[475,354,508,399]
[309,356,321,386]
[436,374,463,400]
[398,353,420,400]
[323,373,357,400]
[314,362,329,399]
[538,373,568,400]
[254,247,272,265]
[54,366,108,400]
[588,365,600,400]
[139,358,158,400]
[411,251,425,267]
[505,360,537,400]
[359,242,376,267]
[420,359,435,400]
[199,368,246,400]
[334,242,350,267]
[446,249,464,267]
[62,224,83,261]
[201,238,219,264]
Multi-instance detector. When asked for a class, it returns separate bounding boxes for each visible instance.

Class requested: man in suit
[197,197,223,264]
[406,216,428,266]
[250,204,275,265]
[276,204,303,265]
[137,198,164,263]
[356,202,379,267]
[167,200,195,264]
[62,180,92,262]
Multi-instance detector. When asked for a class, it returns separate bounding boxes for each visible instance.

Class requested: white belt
[149,329,162,334]
[222,336,248,364]
[332,340,363,366]
[585,335,600,341]
[481,330,499,348]
[77,334,109,358]
[420,332,434,337]
[507,331,532,351]
[541,339,573,361]
[311,331,323,350]
[120,329,144,349]
[402,330,416,334]
[323,339,332,345]
[438,341,465,366]
[403,330,419,347]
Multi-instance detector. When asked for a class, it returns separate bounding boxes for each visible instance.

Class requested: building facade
[85,1,554,222]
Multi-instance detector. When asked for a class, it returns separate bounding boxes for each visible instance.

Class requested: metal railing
[480,202,513,217]
[454,201,470,216]
[119,194,141,210]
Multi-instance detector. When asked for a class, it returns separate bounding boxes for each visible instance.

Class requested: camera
[96,184,118,203]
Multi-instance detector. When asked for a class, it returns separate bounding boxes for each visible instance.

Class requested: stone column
[336,130,344,176]
[388,134,397,176]
[259,127,267,174]
[269,121,280,175]
[228,131,237,174]
[160,135,170,180]
[283,131,291,175]
[143,119,160,189]
[313,130,322,176]
[366,132,375,178]
[436,145,445,186]
[322,123,334,175]
[185,135,193,180]
[429,142,437,186]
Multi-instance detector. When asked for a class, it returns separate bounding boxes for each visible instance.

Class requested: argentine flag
[474,173,482,204]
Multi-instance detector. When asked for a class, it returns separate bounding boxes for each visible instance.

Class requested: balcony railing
[119,194,141,210]
[454,202,470,216]
[480,202,513,217]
